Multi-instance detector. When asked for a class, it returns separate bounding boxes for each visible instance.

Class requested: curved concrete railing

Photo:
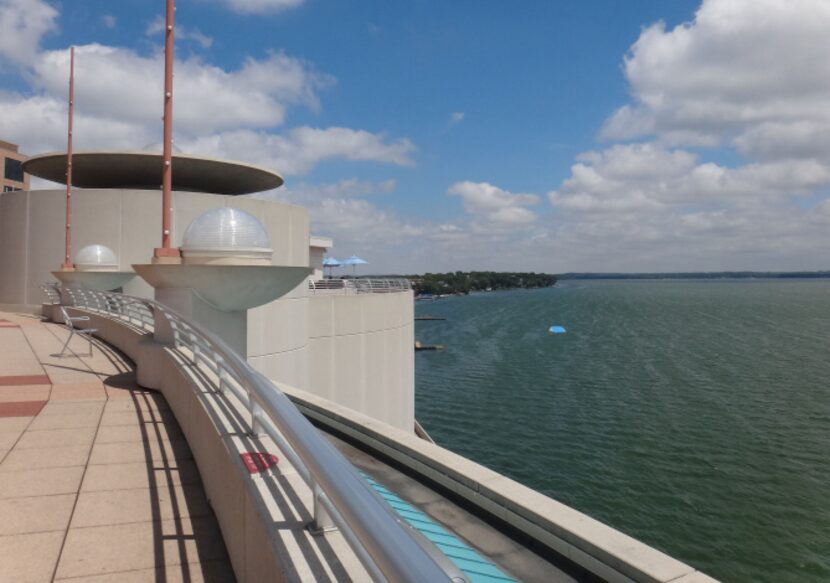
[50,284,465,583]
[280,386,721,583]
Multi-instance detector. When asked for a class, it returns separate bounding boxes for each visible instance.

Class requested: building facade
[0,150,415,433]
[0,140,30,192]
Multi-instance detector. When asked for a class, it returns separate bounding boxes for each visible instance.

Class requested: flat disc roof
[23,151,283,195]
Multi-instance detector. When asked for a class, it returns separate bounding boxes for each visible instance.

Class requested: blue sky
[2,0,829,273]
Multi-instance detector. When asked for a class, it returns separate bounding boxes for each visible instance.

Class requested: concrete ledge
[280,385,720,583]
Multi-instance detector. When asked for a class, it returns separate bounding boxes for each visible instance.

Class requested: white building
[0,150,415,432]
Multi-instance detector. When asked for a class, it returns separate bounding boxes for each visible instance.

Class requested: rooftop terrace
[0,311,233,581]
[0,289,720,583]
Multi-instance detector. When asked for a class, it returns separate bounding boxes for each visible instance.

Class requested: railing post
[190,331,200,364]
[249,401,263,437]
[309,484,337,535]
[218,366,229,395]
[215,355,227,394]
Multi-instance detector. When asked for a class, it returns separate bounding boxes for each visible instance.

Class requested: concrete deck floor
[0,312,235,583]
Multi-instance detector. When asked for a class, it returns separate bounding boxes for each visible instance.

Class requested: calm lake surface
[414,280,830,583]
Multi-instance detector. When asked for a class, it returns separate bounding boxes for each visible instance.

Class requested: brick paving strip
[0,312,234,582]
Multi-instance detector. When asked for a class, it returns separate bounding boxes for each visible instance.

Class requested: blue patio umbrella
[322,257,341,278]
[343,254,368,276]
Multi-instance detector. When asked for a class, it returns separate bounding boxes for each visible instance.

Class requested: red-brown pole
[63,46,75,270]
[155,0,177,258]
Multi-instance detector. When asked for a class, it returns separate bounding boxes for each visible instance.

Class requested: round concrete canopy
[23,151,283,195]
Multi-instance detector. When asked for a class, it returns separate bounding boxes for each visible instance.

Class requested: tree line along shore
[383,270,830,297]
[405,272,557,296]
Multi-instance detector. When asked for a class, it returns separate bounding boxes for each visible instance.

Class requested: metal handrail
[309,277,412,295]
[52,283,462,583]
[41,283,62,305]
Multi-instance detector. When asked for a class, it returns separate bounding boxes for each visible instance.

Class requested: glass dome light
[74,244,118,271]
[181,207,273,265]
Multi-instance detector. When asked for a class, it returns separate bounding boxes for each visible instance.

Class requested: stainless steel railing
[46,283,464,583]
[40,283,62,305]
[309,277,411,295]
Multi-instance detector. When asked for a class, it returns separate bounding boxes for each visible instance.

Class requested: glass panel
[4,158,23,182]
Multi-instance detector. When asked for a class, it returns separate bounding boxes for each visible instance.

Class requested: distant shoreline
[557,271,830,280]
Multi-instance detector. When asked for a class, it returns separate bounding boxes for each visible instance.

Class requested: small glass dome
[181,207,272,265]
[75,244,118,271]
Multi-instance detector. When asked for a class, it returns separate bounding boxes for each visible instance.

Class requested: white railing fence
[309,277,411,295]
[42,282,464,583]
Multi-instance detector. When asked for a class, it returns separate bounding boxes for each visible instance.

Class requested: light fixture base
[152,247,182,264]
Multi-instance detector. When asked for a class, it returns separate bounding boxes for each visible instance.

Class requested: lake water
[414,280,830,583]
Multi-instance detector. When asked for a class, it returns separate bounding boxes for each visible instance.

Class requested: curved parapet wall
[0,188,308,306]
[282,384,720,583]
[247,287,310,391]
[305,292,415,433]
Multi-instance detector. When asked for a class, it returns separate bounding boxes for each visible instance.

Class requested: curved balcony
[14,283,719,583]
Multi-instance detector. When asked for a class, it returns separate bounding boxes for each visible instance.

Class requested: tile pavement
[0,312,234,583]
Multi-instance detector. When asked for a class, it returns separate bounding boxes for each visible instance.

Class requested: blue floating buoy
[549,325,566,334]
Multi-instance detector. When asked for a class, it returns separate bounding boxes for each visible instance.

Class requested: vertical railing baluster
[249,400,263,436]
[311,484,335,534]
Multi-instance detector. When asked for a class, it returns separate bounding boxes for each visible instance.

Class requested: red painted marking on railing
[240,452,279,474]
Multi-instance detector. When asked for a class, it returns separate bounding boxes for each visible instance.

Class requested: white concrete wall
[0,188,309,304]
[309,246,325,280]
[0,187,415,433]
[307,292,415,433]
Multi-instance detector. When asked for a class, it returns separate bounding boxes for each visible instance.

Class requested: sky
[2,0,830,274]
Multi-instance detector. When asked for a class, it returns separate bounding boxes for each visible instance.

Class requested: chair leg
[59,330,74,357]
[87,333,93,357]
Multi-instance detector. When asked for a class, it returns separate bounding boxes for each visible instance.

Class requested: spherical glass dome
[181,207,272,265]
[75,244,118,271]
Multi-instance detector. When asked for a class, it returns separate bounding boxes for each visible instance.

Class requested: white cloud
[537,0,830,272]
[258,183,426,271]
[0,11,416,185]
[146,16,213,49]
[275,178,396,206]
[218,0,305,15]
[28,45,330,137]
[448,181,539,226]
[101,15,117,29]
[548,141,830,270]
[0,90,151,154]
[601,0,830,159]
[0,35,415,176]
[367,23,383,38]
[0,0,57,66]
[449,112,465,126]
[183,127,415,176]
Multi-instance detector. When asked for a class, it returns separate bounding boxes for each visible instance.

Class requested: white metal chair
[58,306,98,357]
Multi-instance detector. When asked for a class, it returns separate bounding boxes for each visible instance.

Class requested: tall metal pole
[155,0,178,259]
[63,46,75,270]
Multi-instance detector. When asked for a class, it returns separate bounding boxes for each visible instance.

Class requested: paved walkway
[0,312,234,583]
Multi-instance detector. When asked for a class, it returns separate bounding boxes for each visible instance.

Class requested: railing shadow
[175,352,353,582]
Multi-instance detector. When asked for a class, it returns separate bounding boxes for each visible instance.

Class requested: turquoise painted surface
[414,280,830,583]
[362,475,515,582]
